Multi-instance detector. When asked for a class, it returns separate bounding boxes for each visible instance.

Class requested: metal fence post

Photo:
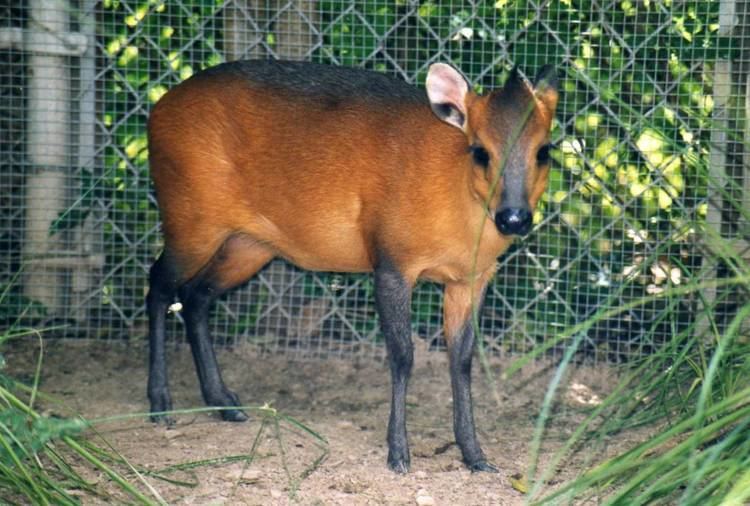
[275,0,318,60]
[745,74,750,242]
[224,0,264,61]
[224,1,320,61]
[742,72,750,336]
[70,0,104,323]
[222,1,324,340]
[22,0,73,315]
[695,0,736,337]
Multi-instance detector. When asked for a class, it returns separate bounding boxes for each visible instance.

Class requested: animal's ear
[426,63,470,131]
[503,66,529,95]
[533,65,559,112]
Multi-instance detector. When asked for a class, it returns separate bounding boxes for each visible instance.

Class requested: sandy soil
[6,338,645,505]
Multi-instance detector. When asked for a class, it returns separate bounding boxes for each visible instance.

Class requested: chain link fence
[1,0,748,362]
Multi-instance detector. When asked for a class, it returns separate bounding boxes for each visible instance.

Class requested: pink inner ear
[426,63,468,114]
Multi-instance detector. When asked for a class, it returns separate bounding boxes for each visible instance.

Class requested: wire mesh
[1,0,748,362]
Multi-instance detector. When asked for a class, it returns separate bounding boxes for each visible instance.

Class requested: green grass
[0,328,153,505]
[522,294,750,505]
[0,298,328,505]
[0,355,329,504]
[492,270,750,504]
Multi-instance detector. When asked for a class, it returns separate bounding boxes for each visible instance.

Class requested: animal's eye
[470,145,490,168]
[537,144,553,165]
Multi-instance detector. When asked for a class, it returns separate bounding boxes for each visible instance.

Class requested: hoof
[205,389,246,422]
[387,454,410,474]
[220,408,249,422]
[149,413,176,427]
[213,390,247,422]
[467,460,499,473]
[149,394,175,426]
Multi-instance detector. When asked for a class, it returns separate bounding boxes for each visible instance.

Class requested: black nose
[495,208,533,236]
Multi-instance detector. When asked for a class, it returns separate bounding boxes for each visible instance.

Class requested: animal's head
[426,63,558,237]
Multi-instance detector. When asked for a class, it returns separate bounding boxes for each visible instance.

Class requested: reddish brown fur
[148,71,555,296]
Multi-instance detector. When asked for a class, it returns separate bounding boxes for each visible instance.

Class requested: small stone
[270,489,282,499]
[416,493,435,506]
[162,429,182,440]
[415,470,427,479]
[224,467,261,483]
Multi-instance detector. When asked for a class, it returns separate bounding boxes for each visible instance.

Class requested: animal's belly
[273,224,374,273]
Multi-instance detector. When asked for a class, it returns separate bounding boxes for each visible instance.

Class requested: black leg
[179,280,247,422]
[374,257,413,474]
[147,253,178,424]
[449,323,497,472]
[444,278,498,472]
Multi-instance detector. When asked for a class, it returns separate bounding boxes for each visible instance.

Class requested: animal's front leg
[374,258,414,473]
[444,273,499,472]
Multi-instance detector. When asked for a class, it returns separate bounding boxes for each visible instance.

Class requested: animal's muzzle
[495,207,533,236]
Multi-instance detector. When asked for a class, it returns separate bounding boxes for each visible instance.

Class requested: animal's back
[198,59,427,104]
[147,61,446,277]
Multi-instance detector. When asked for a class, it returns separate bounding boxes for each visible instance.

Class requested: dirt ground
[6,338,645,505]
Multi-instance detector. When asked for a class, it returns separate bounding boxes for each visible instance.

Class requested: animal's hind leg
[147,250,181,423]
[179,234,274,422]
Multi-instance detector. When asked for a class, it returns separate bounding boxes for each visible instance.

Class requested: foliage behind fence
[1,0,747,361]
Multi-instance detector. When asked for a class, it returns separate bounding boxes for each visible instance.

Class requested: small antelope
[146,60,558,473]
